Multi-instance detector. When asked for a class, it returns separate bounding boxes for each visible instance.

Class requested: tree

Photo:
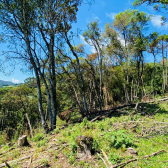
[0,0,85,132]
[83,20,104,111]
[111,9,150,101]
[148,32,159,97]
[133,0,168,23]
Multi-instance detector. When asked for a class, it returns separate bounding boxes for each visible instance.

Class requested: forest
[0,0,168,168]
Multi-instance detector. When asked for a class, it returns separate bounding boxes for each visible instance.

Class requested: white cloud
[86,14,100,23]
[90,47,96,53]
[106,13,117,20]
[79,35,96,53]
[79,35,88,45]
[12,78,19,83]
[118,35,125,46]
[151,15,168,30]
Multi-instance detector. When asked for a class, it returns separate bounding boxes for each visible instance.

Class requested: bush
[108,153,123,164]
[33,133,44,142]
[37,139,47,148]
[105,130,134,149]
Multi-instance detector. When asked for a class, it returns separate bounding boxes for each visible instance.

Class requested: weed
[69,154,75,164]
[53,128,59,134]
[14,131,19,141]
[54,153,59,159]
[36,139,47,148]
[79,160,85,166]
[40,158,49,167]
[33,133,44,142]
[92,139,100,152]
[105,130,134,149]
[98,123,104,131]
[67,131,71,136]
[81,117,88,127]
[108,153,123,164]
[2,144,9,151]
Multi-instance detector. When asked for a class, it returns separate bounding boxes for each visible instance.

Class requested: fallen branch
[100,121,168,136]
[27,153,34,168]
[0,148,15,156]
[110,149,166,168]
[101,149,112,166]
[4,161,11,168]
[0,155,32,168]
[90,102,154,120]
[158,97,167,101]
[113,121,168,130]
[134,102,139,111]
[91,116,101,122]
[97,153,109,168]
[152,108,160,115]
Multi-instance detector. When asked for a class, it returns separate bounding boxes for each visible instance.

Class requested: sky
[0,0,168,83]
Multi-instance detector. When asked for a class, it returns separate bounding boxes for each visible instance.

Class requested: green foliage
[98,123,104,131]
[36,139,47,148]
[40,158,49,167]
[33,133,44,142]
[81,117,88,127]
[92,139,100,152]
[70,139,78,153]
[105,130,134,149]
[79,160,86,166]
[108,153,123,164]
[69,154,75,164]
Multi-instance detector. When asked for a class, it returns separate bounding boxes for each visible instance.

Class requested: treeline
[0,0,168,134]
[0,60,165,139]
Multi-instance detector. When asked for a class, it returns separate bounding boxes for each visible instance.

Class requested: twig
[97,153,109,168]
[113,121,168,129]
[158,97,167,101]
[152,108,160,115]
[26,113,33,138]
[4,161,11,168]
[0,155,32,168]
[0,148,15,156]
[101,149,112,166]
[134,102,139,111]
[110,149,166,168]
[27,153,34,168]
[91,116,101,122]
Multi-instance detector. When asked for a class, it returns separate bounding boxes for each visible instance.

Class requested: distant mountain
[0,80,15,87]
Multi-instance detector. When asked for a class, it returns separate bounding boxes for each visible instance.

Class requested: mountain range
[0,80,16,87]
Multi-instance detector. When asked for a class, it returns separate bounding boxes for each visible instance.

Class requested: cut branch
[110,149,166,168]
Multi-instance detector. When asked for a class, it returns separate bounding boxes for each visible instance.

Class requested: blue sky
[0,0,168,83]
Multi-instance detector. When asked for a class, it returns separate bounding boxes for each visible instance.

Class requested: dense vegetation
[0,0,168,167]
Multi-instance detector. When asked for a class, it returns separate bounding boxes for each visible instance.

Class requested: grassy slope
[0,99,168,168]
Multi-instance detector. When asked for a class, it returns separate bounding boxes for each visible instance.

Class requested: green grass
[56,101,168,167]
[0,98,168,167]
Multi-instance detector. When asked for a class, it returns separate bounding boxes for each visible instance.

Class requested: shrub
[37,139,47,148]
[33,133,44,142]
[108,153,123,164]
[105,130,134,149]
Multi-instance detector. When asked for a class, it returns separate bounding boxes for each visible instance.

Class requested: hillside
[0,80,17,88]
[0,97,168,168]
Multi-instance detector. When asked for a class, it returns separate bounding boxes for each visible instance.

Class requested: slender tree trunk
[25,36,49,133]
[131,80,133,102]
[162,40,165,94]
[153,53,156,99]
[65,34,88,115]
[34,68,49,133]
[85,59,102,111]
[166,49,167,88]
